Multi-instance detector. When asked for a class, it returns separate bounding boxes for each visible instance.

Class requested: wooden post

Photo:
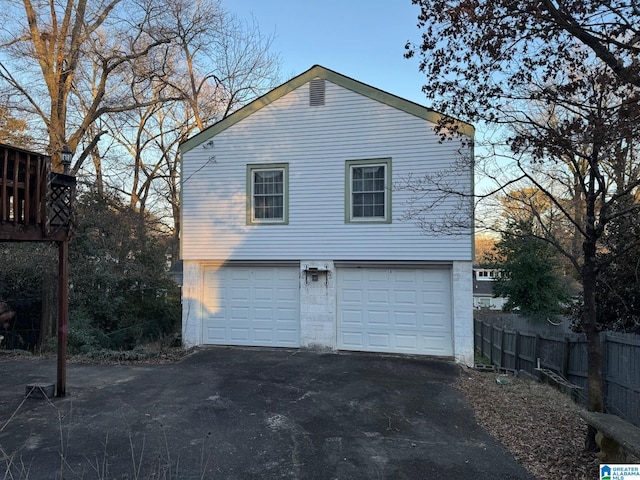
[513,330,520,372]
[601,332,608,403]
[490,325,495,365]
[56,240,69,397]
[562,336,570,378]
[499,327,505,368]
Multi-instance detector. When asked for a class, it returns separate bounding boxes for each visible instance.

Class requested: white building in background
[473,267,507,310]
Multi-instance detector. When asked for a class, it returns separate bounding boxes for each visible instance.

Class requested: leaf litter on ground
[455,368,600,480]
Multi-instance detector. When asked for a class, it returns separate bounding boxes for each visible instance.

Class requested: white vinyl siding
[182,80,472,261]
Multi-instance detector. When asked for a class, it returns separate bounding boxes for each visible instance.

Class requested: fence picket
[474,319,640,427]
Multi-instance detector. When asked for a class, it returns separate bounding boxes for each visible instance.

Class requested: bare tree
[0,0,279,234]
[164,0,280,128]
[0,103,33,148]
[99,0,281,259]
[0,0,177,170]
[405,1,640,424]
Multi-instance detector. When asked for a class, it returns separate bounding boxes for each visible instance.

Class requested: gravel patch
[456,368,600,479]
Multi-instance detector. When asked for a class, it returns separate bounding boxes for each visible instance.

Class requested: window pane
[364,178,374,191]
[253,168,285,221]
[351,164,386,219]
[353,193,364,207]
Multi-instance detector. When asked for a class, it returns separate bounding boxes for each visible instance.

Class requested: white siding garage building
[180,66,475,364]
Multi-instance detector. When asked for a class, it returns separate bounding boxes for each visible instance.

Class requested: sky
[227,0,429,106]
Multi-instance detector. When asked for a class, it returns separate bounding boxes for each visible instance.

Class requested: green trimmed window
[345,159,391,223]
[247,164,288,224]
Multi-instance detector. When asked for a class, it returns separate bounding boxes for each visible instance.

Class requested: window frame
[345,158,392,224]
[246,163,289,225]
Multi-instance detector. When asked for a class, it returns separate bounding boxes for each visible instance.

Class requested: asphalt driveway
[0,348,534,479]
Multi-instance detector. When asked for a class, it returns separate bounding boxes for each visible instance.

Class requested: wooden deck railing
[0,143,74,241]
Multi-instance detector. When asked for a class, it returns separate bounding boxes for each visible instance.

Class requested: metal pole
[56,240,68,397]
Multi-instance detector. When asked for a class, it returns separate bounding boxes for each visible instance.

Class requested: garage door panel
[253,328,274,342]
[395,311,418,327]
[422,333,452,355]
[337,267,453,356]
[368,270,390,283]
[229,328,250,342]
[230,269,251,281]
[254,287,273,301]
[206,327,226,343]
[422,312,449,329]
[341,332,364,348]
[393,270,416,282]
[341,309,363,325]
[277,268,298,280]
[342,289,363,303]
[277,329,299,345]
[203,267,300,347]
[278,287,298,302]
[230,289,249,302]
[368,333,391,348]
[423,296,446,307]
[252,268,275,281]
[229,307,249,319]
[277,308,298,322]
[395,290,418,305]
[253,308,273,321]
[340,269,362,283]
[368,310,390,325]
[396,334,418,350]
[423,292,446,302]
[367,289,389,303]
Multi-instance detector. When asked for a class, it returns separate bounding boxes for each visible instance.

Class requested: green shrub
[67,308,108,355]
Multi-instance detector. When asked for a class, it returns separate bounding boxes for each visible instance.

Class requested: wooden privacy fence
[474,319,640,428]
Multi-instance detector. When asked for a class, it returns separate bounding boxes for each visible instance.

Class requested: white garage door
[203,266,300,347]
[337,268,453,356]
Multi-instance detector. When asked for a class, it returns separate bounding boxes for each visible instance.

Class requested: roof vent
[309,78,325,106]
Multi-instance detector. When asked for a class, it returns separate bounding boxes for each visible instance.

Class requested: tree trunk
[583,272,603,406]
[91,147,104,197]
[582,235,603,450]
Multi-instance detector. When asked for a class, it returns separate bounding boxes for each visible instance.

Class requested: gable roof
[179,65,475,154]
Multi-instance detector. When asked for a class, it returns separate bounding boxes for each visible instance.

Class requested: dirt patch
[456,368,600,479]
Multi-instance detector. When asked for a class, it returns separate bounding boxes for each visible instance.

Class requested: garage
[337,267,453,356]
[202,266,300,347]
